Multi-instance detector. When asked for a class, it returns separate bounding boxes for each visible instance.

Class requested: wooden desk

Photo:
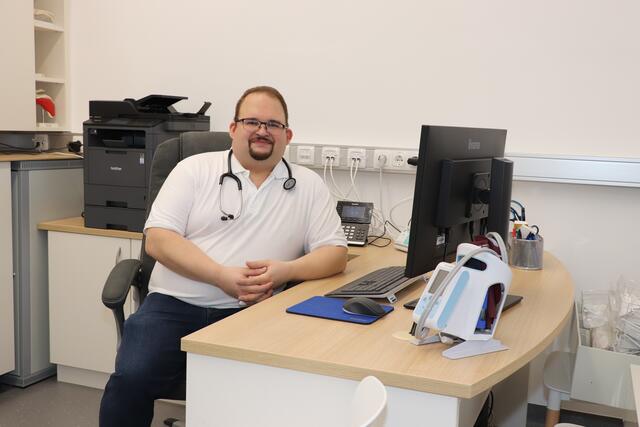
[38,216,142,240]
[182,246,574,426]
[0,152,82,162]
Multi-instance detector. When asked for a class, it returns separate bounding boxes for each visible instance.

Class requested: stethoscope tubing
[218,150,295,221]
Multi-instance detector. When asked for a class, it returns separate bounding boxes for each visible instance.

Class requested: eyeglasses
[235,118,287,132]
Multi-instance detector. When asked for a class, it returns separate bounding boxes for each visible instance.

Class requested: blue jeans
[99,293,242,427]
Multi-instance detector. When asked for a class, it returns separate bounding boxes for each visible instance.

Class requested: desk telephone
[336,201,373,246]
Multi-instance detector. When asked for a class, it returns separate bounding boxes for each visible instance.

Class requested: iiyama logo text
[468,139,481,150]
[110,166,122,172]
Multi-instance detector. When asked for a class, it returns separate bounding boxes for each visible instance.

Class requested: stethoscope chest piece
[283,177,296,191]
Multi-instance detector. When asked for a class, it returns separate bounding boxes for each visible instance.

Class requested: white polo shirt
[144,150,347,308]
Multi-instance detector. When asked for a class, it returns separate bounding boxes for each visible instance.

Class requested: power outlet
[33,134,49,152]
[347,148,366,166]
[296,146,315,165]
[388,150,418,170]
[321,146,341,166]
[390,151,407,169]
[404,150,419,169]
[373,149,391,169]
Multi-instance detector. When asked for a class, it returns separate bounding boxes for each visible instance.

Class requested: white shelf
[34,20,63,33]
[36,123,60,130]
[35,75,65,84]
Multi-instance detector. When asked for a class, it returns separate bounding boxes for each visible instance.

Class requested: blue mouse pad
[286,296,393,324]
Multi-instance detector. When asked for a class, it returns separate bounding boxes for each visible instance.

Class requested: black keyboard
[325,266,418,303]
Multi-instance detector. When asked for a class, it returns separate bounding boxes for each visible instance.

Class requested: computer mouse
[342,297,386,317]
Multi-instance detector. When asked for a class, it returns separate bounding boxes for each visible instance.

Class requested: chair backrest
[136,131,232,300]
[350,376,387,427]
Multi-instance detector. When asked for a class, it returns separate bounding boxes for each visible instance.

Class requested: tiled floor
[0,377,184,427]
[0,376,627,427]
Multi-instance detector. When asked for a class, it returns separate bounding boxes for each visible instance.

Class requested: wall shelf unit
[33,0,67,131]
[0,0,68,132]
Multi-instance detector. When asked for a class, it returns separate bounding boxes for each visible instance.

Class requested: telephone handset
[336,201,373,246]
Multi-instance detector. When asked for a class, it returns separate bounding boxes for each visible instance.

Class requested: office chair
[101,131,232,426]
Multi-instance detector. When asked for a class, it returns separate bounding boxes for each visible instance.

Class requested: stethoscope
[219,150,296,221]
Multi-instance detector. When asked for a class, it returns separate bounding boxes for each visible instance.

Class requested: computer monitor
[405,125,513,279]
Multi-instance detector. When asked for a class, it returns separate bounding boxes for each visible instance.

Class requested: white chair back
[350,376,387,427]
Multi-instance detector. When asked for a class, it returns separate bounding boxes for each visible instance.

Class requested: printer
[83,95,210,232]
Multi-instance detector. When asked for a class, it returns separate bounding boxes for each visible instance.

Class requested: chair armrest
[102,259,142,309]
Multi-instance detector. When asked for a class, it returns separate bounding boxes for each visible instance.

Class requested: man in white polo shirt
[99,86,348,427]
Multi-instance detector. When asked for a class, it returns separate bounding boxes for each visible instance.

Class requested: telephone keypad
[341,223,368,246]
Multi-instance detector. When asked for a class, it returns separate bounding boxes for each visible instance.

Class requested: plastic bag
[580,277,640,353]
[611,275,640,354]
[582,290,611,329]
[611,275,640,317]
[615,316,640,355]
[591,326,615,350]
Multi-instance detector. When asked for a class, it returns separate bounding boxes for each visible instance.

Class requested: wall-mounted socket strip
[347,148,366,166]
[321,146,341,166]
[296,146,315,165]
[288,144,418,175]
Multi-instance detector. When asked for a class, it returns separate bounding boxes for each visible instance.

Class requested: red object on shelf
[36,91,56,118]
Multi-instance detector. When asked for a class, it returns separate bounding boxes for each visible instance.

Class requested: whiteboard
[68,0,640,157]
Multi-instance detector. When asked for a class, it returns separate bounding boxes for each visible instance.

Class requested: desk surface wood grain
[0,153,82,162]
[38,216,143,240]
[182,245,574,399]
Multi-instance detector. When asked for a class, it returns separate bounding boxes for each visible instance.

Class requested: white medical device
[411,232,512,358]
[412,262,454,324]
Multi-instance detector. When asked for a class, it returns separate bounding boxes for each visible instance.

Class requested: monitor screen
[404,125,512,279]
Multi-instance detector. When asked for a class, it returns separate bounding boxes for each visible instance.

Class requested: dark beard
[248,138,274,161]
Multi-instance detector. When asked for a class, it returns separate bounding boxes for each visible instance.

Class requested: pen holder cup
[509,235,544,270]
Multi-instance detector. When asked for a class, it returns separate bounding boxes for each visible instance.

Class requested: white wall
[69,0,640,157]
[68,0,640,410]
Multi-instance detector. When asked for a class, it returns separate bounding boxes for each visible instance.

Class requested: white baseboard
[56,365,110,390]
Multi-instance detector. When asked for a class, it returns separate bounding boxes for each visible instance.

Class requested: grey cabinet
[0,159,82,387]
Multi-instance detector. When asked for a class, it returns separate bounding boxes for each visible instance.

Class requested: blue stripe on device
[436,271,469,330]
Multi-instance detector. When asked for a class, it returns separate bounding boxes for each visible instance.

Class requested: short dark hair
[234,86,289,126]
